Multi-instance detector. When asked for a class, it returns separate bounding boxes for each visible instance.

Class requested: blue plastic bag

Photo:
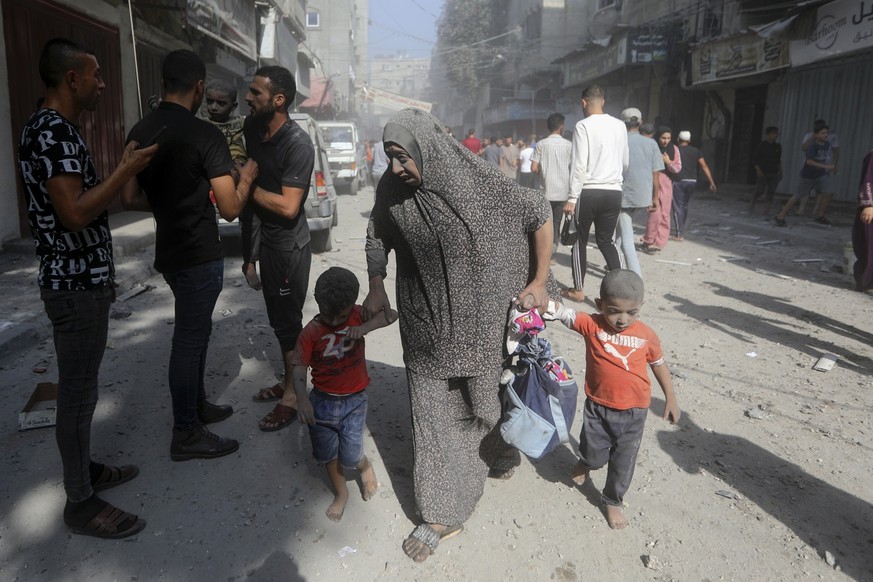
[500,336,578,459]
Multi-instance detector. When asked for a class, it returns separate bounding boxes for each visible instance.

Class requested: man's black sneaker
[814,216,832,226]
[198,400,233,424]
[773,216,787,227]
[170,425,239,462]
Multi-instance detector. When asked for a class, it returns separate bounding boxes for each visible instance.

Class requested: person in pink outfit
[641,126,681,254]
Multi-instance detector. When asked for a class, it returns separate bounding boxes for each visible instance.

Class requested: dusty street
[1,186,871,581]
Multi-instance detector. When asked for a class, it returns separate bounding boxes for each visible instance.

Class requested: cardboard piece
[19,382,58,431]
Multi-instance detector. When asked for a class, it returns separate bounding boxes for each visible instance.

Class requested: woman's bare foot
[357,457,379,501]
[244,262,261,290]
[604,504,629,529]
[571,461,589,485]
[326,490,349,522]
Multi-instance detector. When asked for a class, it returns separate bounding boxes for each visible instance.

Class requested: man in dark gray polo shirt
[242,66,315,431]
[122,50,257,461]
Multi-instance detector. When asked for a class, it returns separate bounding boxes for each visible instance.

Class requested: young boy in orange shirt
[293,267,397,521]
[545,269,680,529]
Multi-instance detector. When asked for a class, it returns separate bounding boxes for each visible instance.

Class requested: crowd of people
[19,36,869,560]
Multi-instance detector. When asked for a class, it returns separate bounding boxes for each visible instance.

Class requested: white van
[320,121,363,195]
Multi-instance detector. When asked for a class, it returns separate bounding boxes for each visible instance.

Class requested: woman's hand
[861,206,873,225]
[515,280,549,312]
[362,276,392,322]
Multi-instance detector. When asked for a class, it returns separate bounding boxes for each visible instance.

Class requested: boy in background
[774,124,835,227]
[545,269,680,529]
[294,267,397,521]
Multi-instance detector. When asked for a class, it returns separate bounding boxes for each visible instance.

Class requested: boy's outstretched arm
[346,308,398,340]
[292,365,315,425]
[651,362,681,424]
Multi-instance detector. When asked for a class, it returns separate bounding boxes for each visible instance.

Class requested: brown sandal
[252,382,284,402]
[258,403,297,432]
[69,503,146,539]
[92,464,139,492]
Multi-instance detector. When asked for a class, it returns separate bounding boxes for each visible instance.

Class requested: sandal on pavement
[403,523,464,562]
[488,467,516,480]
[258,403,297,432]
[252,383,284,402]
[68,503,146,539]
[92,464,139,492]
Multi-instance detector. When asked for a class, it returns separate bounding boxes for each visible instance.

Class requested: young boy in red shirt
[545,269,680,529]
[293,267,397,521]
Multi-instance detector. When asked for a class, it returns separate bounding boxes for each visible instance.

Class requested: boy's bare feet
[357,457,379,501]
[604,504,629,530]
[243,262,261,290]
[571,460,589,485]
[326,489,349,522]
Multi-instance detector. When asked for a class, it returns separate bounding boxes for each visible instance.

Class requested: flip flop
[402,523,464,562]
[252,383,284,402]
[258,403,297,432]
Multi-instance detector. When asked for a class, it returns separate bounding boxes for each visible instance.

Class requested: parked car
[319,120,363,195]
[292,113,338,252]
[218,114,338,253]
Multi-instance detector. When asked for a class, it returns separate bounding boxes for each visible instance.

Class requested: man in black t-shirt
[122,50,257,461]
[19,38,156,539]
[749,126,782,215]
[242,66,315,431]
[672,131,717,240]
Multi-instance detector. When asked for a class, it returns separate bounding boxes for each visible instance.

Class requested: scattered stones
[745,406,765,420]
[824,550,836,568]
[641,554,665,571]
[715,490,739,500]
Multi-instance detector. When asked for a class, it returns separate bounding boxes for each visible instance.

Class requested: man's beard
[250,103,276,124]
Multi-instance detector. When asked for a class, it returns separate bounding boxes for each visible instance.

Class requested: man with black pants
[563,85,629,302]
[19,38,156,537]
[242,66,315,431]
[122,50,257,461]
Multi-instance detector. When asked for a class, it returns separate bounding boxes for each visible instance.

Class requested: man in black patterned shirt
[18,38,155,539]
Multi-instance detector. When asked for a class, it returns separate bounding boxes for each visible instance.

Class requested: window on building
[306,12,320,27]
[598,0,617,9]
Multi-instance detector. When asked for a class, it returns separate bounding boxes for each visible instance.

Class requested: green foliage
[435,0,505,104]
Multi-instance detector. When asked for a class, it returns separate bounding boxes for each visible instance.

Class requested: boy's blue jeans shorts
[307,388,368,467]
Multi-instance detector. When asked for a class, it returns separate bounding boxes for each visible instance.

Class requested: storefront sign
[790,0,873,66]
[691,33,789,84]
[187,0,257,61]
[360,85,432,113]
[565,37,627,86]
[628,33,668,64]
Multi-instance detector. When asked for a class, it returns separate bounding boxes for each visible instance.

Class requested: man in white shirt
[562,85,629,302]
[531,113,573,262]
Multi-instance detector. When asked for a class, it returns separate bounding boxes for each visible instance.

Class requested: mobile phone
[136,125,166,149]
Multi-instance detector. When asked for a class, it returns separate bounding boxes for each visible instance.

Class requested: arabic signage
[187,0,257,61]
[565,37,627,86]
[691,32,789,85]
[359,85,432,113]
[628,33,668,64]
[790,0,873,66]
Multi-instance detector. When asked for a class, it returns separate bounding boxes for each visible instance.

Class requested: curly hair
[314,267,360,315]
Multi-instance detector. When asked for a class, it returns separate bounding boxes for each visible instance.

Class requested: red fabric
[461,136,481,154]
[570,312,663,410]
[293,305,370,394]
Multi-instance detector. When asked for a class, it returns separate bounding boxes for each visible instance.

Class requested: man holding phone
[122,50,257,461]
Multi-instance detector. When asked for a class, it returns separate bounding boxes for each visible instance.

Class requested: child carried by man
[545,269,680,529]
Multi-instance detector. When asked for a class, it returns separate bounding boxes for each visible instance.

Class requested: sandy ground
[0,186,871,581]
